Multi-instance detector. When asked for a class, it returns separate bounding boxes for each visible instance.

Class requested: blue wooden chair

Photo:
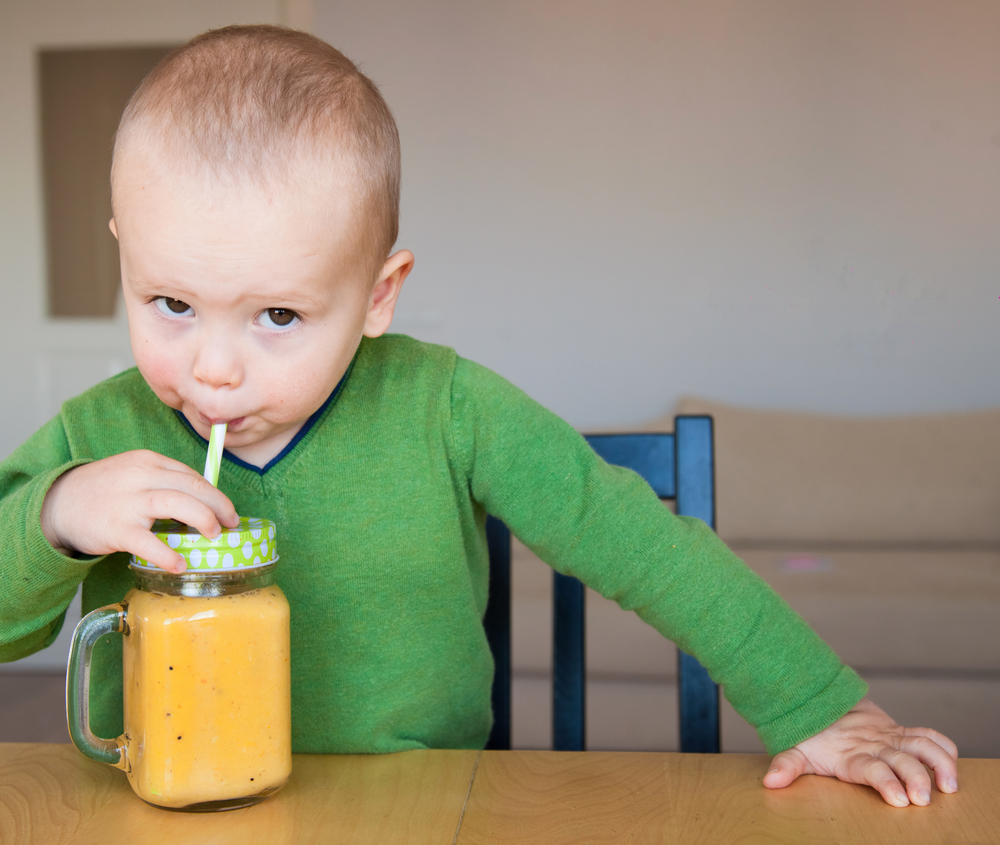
[483,415,720,752]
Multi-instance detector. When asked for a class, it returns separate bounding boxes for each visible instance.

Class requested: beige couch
[510,399,1000,756]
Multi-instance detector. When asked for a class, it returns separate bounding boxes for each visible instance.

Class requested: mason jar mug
[66,517,292,812]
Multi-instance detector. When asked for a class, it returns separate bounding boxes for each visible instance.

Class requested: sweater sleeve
[0,415,102,662]
[450,357,867,754]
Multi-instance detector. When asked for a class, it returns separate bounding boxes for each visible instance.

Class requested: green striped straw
[203,422,227,487]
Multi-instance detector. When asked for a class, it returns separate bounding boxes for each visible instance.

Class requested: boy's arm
[450,357,957,805]
[0,411,238,662]
[451,357,862,748]
[0,415,99,662]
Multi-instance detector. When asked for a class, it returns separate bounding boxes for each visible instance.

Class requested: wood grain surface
[0,743,477,845]
[456,751,1000,845]
[4,744,999,844]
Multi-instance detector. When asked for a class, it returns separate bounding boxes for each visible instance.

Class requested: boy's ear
[109,218,118,240]
[363,249,414,338]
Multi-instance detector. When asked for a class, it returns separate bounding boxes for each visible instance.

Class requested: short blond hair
[111,25,400,278]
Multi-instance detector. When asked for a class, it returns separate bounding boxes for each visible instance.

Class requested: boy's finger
[879,748,932,806]
[855,758,909,807]
[137,452,238,526]
[903,726,959,761]
[145,490,224,540]
[762,748,808,789]
[121,527,186,573]
[899,734,959,794]
[162,469,241,527]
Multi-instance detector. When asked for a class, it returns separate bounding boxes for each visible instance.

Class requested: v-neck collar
[175,366,351,476]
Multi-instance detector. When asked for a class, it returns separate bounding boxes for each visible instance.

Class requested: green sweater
[0,335,866,754]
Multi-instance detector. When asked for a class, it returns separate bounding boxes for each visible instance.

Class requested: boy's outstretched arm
[448,357,959,809]
[763,697,959,807]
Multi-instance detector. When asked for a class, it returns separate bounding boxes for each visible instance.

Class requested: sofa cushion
[733,546,1000,672]
[639,398,1000,544]
[512,539,1000,676]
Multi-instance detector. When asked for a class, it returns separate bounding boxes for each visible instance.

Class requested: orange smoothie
[122,585,292,809]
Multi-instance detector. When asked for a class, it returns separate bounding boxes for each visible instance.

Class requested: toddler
[0,25,957,808]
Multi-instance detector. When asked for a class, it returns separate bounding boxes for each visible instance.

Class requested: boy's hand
[40,450,239,573]
[762,697,958,807]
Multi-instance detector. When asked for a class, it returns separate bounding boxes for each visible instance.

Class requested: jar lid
[130,517,279,571]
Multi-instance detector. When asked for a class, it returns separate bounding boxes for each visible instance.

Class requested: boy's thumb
[762,749,806,790]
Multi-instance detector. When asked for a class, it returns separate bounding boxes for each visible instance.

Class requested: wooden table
[2,744,998,844]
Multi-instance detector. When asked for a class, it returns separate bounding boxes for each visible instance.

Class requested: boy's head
[109,26,413,467]
[111,24,400,281]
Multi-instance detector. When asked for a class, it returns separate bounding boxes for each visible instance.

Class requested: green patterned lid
[130,517,279,571]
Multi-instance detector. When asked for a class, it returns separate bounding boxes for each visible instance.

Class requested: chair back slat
[483,415,719,752]
[552,572,586,750]
[675,416,715,529]
[674,416,720,752]
[484,515,511,750]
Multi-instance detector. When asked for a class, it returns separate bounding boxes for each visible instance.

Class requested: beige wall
[2,1,997,451]
[319,0,1000,428]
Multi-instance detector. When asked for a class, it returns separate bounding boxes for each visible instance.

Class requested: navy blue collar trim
[176,371,348,476]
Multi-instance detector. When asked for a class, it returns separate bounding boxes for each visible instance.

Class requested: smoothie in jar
[122,579,291,809]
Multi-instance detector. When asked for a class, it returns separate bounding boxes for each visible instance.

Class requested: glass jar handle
[66,603,127,768]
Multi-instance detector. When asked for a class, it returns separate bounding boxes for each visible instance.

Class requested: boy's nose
[192,339,244,389]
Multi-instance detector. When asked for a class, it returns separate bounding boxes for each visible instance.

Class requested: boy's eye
[259,308,299,330]
[155,297,193,316]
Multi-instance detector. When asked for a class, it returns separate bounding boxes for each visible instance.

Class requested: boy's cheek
[133,349,184,408]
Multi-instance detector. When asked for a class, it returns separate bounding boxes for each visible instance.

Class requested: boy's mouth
[197,412,246,432]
